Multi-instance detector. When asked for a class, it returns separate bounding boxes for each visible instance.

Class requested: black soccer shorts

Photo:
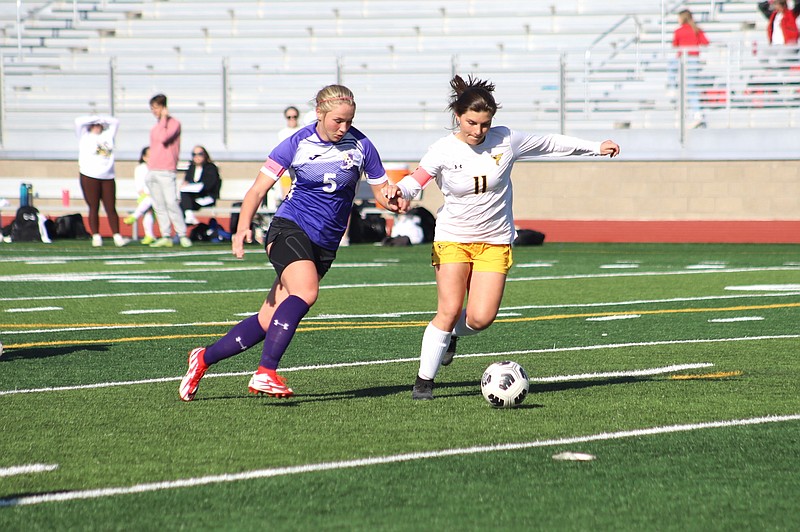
[266,216,336,278]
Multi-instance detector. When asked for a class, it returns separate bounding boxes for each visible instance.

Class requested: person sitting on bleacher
[180,145,221,225]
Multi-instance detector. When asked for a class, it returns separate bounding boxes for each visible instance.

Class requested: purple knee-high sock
[259,295,310,370]
[203,314,266,366]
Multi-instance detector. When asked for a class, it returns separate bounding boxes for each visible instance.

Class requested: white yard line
[2,266,800,303]
[0,464,59,478]
[0,358,717,397]
[3,332,799,396]
[1,414,797,508]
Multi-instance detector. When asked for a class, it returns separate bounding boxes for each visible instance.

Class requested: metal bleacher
[1,0,798,162]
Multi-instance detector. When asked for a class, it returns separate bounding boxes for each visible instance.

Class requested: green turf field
[1,241,799,530]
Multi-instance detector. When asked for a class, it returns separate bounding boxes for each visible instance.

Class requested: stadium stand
[1,0,791,164]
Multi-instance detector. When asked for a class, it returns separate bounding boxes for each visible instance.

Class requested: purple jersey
[262,124,387,250]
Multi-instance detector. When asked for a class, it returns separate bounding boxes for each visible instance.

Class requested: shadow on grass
[198,376,649,406]
[0,344,110,362]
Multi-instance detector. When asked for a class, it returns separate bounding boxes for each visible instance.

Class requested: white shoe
[184,211,199,225]
[113,233,130,247]
[92,234,103,247]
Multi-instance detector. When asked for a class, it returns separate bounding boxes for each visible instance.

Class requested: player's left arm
[599,140,621,158]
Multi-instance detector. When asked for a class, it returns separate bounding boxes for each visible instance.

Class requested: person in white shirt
[74,114,128,247]
[277,106,302,142]
[123,146,158,245]
[388,75,620,400]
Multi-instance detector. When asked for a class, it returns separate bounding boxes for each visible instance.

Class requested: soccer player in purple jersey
[179,84,409,401]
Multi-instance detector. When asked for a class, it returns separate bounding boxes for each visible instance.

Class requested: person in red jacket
[672,10,710,128]
[673,9,710,54]
[759,0,800,45]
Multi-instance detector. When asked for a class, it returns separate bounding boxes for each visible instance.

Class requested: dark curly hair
[447,75,500,126]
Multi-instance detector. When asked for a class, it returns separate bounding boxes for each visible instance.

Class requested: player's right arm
[232,170,277,259]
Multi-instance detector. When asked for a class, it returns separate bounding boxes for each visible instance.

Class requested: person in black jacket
[180,145,221,225]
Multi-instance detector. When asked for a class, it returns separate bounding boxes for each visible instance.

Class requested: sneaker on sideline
[179,236,193,248]
[91,234,103,247]
[441,335,458,366]
[123,215,136,225]
[184,210,199,225]
[113,233,129,247]
[248,371,294,397]
[140,235,155,245]
[150,237,173,248]
[411,376,434,400]
[179,347,208,402]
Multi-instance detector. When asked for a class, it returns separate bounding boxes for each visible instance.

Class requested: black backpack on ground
[55,213,90,239]
[513,229,546,246]
[9,205,44,242]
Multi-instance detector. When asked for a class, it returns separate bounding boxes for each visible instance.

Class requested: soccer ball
[480,361,529,408]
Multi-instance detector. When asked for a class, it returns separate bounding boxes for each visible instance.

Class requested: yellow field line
[3,301,798,349]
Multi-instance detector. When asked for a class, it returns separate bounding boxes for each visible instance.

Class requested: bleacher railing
[1,42,800,158]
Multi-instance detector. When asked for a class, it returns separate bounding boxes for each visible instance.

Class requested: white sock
[452,309,479,337]
[418,322,451,381]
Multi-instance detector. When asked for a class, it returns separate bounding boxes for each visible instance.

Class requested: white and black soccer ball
[480,361,529,408]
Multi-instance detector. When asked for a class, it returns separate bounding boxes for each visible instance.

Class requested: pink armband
[261,157,286,178]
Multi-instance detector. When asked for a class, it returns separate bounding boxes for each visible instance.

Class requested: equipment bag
[10,205,48,242]
[55,213,90,239]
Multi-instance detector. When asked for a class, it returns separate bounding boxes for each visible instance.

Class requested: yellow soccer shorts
[431,241,513,275]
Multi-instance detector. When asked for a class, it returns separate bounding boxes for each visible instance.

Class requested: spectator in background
[124,146,158,245]
[758,1,800,62]
[147,93,191,248]
[74,114,128,247]
[277,106,302,142]
[672,9,710,128]
[180,145,221,225]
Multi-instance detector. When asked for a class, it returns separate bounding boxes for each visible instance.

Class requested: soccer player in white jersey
[179,84,409,401]
[388,75,620,400]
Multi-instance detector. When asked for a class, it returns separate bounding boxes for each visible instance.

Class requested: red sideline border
[516,220,800,243]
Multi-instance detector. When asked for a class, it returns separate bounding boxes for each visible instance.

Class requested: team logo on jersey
[491,153,503,165]
[340,150,363,170]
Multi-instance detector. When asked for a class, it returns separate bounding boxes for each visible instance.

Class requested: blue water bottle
[20,183,28,207]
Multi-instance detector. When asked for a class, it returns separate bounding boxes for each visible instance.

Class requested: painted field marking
[0,464,59,478]
[119,310,177,315]
[725,284,800,292]
[0,360,713,397]
[533,363,712,382]
[708,317,764,323]
[2,265,800,303]
[671,371,743,380]
[586,314,641,321]
[1,414,797,508]
[516,262,555,268]
[2,299,800,347]
[4,307,62,313]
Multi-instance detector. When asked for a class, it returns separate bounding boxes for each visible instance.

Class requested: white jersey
[133,162,150,196]
[75,115,120,180]
[414,127,602,244]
